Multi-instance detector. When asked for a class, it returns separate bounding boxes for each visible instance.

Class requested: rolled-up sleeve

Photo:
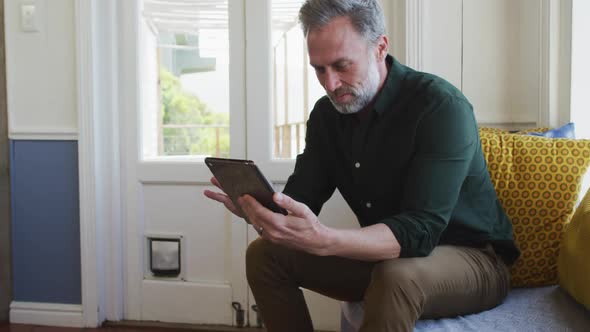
[380,98,478,257]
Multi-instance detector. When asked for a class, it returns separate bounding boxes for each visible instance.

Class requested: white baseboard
[10,301,84,327]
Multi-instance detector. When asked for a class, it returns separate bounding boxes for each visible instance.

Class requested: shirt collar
[373,55,407,116]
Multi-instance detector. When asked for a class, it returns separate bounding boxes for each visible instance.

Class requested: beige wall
[0,0,13,322]
[4,0,76,140]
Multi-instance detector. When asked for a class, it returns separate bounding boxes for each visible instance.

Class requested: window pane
[274,39,286,127]
[286,27,305,125]
[142,0,230,158]
[271,0,325,160]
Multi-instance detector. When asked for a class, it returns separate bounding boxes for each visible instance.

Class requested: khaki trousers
[246,239,511,332]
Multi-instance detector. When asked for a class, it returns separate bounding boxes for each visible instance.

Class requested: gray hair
[299,0,385,45]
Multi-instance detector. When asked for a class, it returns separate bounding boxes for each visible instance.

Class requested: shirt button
[366,202,372,208]
[355,162,361,168]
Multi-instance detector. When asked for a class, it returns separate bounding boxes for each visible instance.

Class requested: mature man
[205,0,519,331]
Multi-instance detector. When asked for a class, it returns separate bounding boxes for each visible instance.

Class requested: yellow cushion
[558,188,590,309]
[478,127,550,135]
[479,129,590,287]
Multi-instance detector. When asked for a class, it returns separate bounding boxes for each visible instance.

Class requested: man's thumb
[274,192,309,217]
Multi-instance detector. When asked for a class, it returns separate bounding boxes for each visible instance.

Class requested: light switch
[21,4,38,32]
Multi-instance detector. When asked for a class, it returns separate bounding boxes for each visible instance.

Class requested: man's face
[307,16,381,114]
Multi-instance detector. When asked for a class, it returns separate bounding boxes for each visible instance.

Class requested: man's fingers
[273,192,312,218]
[204,189,246,218]
[210,177,225,191]
[239,195,264,216]
[239,195,277,224]
[204,189,230,204]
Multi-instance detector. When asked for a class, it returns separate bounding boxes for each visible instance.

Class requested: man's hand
[203,177,246,219]
[238,192,331,256]
[207,183,400,260]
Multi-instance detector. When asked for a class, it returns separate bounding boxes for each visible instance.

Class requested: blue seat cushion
[341,286,590,332]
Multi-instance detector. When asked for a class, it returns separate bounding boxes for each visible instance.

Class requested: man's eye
[335,63,349,72]
[314,67,325,74]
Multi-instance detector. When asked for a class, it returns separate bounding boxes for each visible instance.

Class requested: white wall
[570,0,590,200]
[4,0,77,140]
[379,0,404,61]
[385,0,558,129]
[421,0,462,88]
[547,0,572,128]
[571,0,590,140]
[461,0,541,126]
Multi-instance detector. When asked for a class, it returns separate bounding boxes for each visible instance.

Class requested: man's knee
[367,259,427,309]
[246,238,270,284]
[246,238,292,285]
[361,259,426,329]
[371,259,424,289]
[246,238,267,263]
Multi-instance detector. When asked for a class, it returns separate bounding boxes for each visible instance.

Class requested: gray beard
[328,60,381,114]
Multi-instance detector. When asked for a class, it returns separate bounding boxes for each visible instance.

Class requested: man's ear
[376,35,389,62]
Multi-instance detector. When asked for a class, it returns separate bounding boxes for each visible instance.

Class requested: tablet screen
[205,157,288,216]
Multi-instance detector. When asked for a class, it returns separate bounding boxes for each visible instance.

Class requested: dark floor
[0,322,266,332]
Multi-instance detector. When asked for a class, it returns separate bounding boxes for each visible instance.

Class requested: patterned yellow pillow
[558,188,590,309]
[478,127,507,134]
[478,126,550,135]
[479,129,590,287]
[513,127,551,135]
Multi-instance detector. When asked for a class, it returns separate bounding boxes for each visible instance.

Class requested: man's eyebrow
[310,58,351,69]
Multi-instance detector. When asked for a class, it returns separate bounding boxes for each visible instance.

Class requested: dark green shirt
[283,55,520,265]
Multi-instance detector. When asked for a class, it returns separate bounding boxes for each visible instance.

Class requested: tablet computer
[204,157,288,216]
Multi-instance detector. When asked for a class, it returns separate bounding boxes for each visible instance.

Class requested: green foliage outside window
[160,68,230,157]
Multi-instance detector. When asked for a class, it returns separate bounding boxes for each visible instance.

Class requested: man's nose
[323,70,341,92]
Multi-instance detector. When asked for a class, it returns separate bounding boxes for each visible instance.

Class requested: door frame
[76,0,124,326]
[76,0,249,326]
[116,0,249,324]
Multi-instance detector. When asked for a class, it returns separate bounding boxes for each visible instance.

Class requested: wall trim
[10,302,83,327]
[387,0,407,63]
[101,0,125,322]
[559,0,573,126]
[118,0,142,320]
[404,0,424,70]
[8,127,78,140]
[538,0,551,127]
[76,0,100,327]
[76,0,124,326]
